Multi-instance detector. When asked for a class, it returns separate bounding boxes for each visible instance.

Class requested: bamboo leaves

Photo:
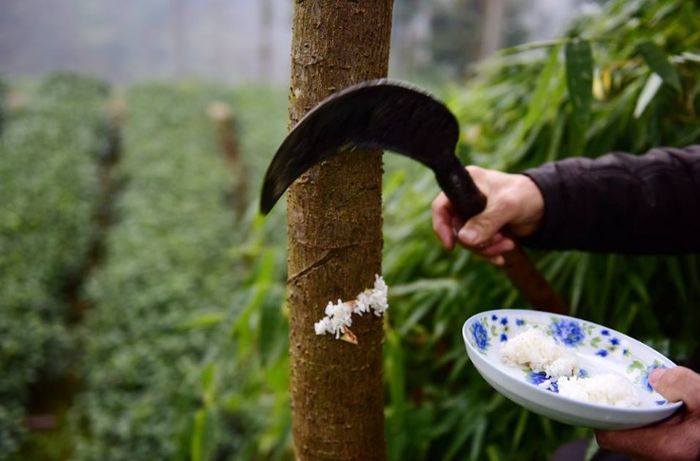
[634,41,683,118]
[565,39,593,154]
[257,250,283,364]
[566,40,594,119]
[637,41,682,92]
[432,1,700,457]
[502,45,565,163]
[524,46,563,133]
[634,73,663,118]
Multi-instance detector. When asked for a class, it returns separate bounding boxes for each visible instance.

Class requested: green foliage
[636,41,682,92]
[381,0,700,459]
[0,73,107,459]
[3,2,699,460]
[70,82,250,460]
[453,0,700,165]
[0,79,289,460]
[229,85,288,196]
[565,39,593,153]
[175,87,291,460]
[194,2,700,460]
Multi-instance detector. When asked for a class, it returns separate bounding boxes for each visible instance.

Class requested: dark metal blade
[260,79,460,214]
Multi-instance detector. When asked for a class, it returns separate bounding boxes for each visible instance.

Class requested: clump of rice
[501,327,640,407]
[557,374,640,407]
[501,327,578,378]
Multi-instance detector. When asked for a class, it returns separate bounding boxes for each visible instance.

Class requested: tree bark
[171,0,187,78]
[207,101,247,218]
[479,0,505,59]
[258,0,273,80]
[287,1,393,460]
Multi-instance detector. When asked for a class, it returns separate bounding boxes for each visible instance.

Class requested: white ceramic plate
[463,309,683,429]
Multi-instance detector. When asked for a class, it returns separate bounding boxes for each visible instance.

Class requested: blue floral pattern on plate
[528,371,559,393]
[551,319,585,346]
[640,361,666,392]
[471,312,524,353]
[471,321,489,352]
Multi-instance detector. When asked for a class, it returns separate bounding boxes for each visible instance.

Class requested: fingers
[649,366,700,411]
[485,255,505,266]
[431,165,540,265]
[431,192,456,250]
[457,213,504,248]
[594,367,700,459]
[478,234,515,257]
[594,420,676,461]
[457,194,513,249]
[595,408,700,461]
[456,232,514,266]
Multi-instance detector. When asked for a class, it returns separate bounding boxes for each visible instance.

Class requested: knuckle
[478,220,497,241]
[471,215,489,232]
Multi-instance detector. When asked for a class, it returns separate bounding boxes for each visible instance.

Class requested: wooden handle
[501,239,567,314]
[436,156,567,314]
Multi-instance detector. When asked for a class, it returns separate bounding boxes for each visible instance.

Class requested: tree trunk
[171,0,187,78]
[207,101,247,218]
[479,0,505,59]
[258,0,273,80]
[286,1,393,460]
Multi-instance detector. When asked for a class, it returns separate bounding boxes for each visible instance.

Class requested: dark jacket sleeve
[521,145,700,254]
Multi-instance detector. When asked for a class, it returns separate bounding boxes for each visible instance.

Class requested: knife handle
[435,156,567,314]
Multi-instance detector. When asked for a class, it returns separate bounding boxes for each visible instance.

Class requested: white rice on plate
[501,327,641,407]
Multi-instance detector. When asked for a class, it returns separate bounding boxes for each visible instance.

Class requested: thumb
[458,211,508,247]
[649,366,700,411]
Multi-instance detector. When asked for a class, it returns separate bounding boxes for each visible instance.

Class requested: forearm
[521,145,700,254]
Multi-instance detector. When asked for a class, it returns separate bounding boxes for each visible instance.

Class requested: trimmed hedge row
[0,73,109,458]
[72,83,246,460]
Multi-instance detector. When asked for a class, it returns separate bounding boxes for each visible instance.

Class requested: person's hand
[595,366,700,461]
[431,166,545,265]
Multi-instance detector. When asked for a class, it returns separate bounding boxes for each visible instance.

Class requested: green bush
[0,73,108,459]
[71,83,253,460]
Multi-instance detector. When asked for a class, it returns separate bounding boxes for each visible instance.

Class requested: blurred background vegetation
[1,0,699,460]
